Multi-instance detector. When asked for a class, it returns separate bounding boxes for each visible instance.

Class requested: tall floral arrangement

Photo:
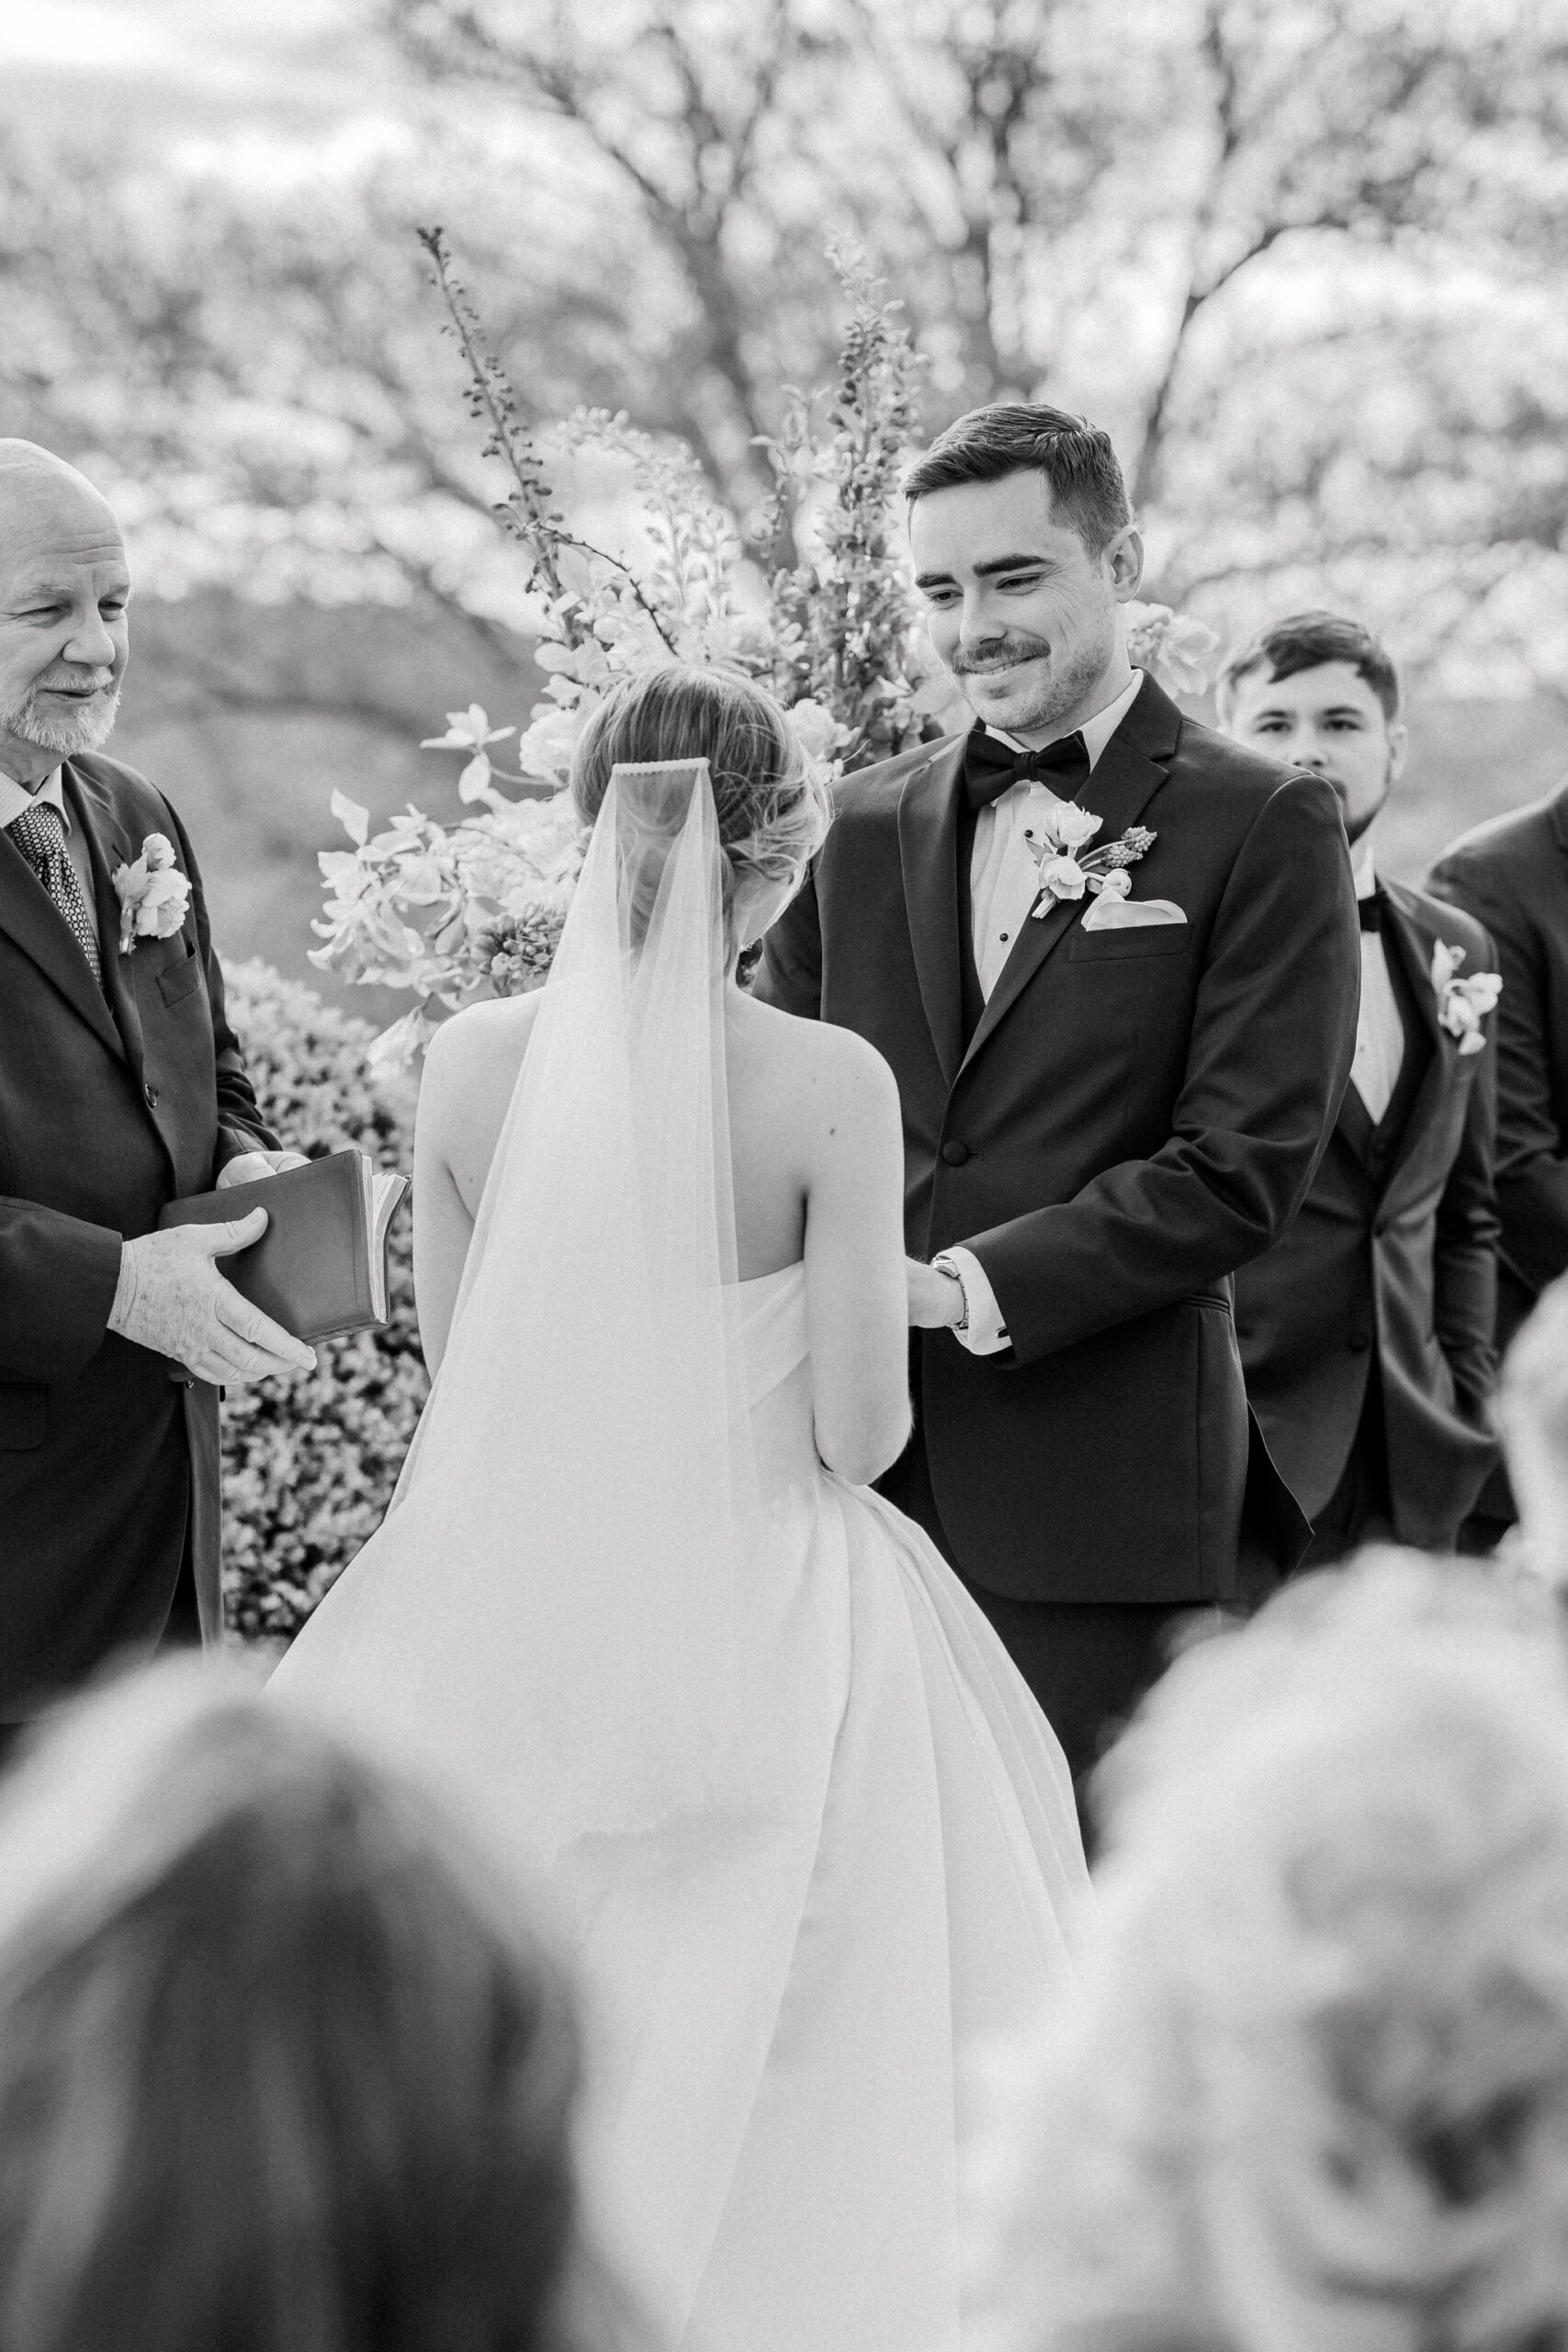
[310,229,1216,1064]
[310,230,931,1063]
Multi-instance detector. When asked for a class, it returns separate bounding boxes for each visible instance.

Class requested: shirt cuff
[944,1246,1010,1356]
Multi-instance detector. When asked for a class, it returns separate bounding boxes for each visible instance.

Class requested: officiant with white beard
[758,404,1362,1799]
[0,442,314,1730]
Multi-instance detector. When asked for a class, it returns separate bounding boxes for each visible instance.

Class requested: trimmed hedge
[219,960,426,1637]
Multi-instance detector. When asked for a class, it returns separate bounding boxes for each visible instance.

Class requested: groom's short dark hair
[903,404,1132,552]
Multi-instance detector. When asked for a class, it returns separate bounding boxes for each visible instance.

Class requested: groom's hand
[907,1256,965,1329]
[107,1210,318,1385]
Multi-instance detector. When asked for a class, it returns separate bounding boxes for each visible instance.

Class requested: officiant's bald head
[0,441,129,781]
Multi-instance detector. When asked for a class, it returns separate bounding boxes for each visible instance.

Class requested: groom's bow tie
[964,724,1091,812]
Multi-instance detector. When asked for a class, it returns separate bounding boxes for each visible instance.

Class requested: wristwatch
[930,1251,970,1334]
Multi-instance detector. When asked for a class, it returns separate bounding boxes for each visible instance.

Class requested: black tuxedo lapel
[64,761,149,1083]
[1376,882,1460,1209]
[0,782,126,1064]
[897,738,966,1089]
[960,674,1180,1078]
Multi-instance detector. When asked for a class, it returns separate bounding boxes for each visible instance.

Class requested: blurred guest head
[905,404,1144,743]
[0,441,128,786]
[0,1658,627,2352]
[975,1553,1568,2352]
[1495,1272,1568,1589]
[1218,612,1405,844]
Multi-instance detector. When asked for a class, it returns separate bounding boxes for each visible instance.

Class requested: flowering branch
[417,226,679,658]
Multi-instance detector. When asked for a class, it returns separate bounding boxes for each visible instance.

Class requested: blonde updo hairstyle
[570,664,831,958]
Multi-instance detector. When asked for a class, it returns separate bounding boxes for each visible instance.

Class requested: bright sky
[0,0,406,164]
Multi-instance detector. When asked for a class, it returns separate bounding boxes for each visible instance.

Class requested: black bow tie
[1359,893,1384,933]
[964,724,1091,812]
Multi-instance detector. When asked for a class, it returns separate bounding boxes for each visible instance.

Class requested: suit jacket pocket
[157,945,204,1007]
[0,1381,48,1451]
[1066,923,1193,963]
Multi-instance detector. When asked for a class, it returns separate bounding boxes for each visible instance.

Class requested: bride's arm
[411,1002,535,1375]
[802,1027,913,1486]
[411,1021,476,1378]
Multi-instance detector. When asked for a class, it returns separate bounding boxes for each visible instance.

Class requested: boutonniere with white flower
[1028,804,1157,917]
[112,833,192,956]
[1430,939,1501,1054]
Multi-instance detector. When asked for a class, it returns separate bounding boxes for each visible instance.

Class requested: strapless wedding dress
[272,1263,1091,2351]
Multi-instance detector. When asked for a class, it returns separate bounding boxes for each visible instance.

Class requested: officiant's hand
[217,1149,310,1186]
[107,1209,318,1385]
[907,1257,965,1329]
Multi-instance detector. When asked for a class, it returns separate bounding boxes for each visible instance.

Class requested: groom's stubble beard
[0,673,121,757]
[950,602,1118,740]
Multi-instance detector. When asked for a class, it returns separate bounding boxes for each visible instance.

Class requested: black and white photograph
[1,2,1566,2346]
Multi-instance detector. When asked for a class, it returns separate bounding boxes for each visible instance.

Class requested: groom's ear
[1106,524,1145,602]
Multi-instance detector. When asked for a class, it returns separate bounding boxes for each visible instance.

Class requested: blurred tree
[3,0,1565,695]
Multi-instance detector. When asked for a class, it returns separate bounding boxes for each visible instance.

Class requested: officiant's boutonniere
[112,833,192,956]
[1028,805,1156,917]
[1430,939,1501,1054]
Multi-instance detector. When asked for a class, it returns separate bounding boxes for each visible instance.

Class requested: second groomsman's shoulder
[1428,779,1568,920]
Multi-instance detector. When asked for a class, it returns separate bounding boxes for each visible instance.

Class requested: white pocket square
[1080,894,1188,932]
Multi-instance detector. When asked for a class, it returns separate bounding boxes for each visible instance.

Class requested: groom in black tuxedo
[758,405,1360,1791]
[0,441,315,1726]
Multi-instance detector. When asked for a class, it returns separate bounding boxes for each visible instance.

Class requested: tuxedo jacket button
[143,1081,160,1109]
[941,1140,970,1167]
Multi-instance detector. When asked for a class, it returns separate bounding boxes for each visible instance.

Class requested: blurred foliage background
[3,0,1566,1004]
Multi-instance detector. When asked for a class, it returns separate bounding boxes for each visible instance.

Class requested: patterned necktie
[7,797,104,987]
[964,723,1092,811]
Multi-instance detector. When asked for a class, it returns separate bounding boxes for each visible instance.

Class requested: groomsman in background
[1220,614,1502,1560]
[1428,773,1568,1550]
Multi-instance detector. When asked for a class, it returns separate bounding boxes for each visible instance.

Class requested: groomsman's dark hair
[1219,610,1402,724]
[903,403,1132,553]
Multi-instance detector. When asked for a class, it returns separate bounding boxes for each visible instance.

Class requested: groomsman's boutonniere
[1430,940,1501,1054]
[1029,805,1156,917]
[112,833,192,956]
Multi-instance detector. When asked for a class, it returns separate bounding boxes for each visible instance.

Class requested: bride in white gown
[271,664,1091,2351]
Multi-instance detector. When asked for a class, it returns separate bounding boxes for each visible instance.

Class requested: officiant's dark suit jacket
[1234,878,1500,1552]
[757,675,1361,1606]
[0,751,276,1717]
[1427,780,1568,1530]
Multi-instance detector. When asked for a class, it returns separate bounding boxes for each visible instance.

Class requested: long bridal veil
[362,758,761,1869]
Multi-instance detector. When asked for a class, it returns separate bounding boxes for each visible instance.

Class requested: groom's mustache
[951,633,1050,675]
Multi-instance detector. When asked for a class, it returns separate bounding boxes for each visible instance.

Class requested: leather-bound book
[159,1149,409,1344]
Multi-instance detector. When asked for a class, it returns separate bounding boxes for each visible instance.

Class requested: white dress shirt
[1348,831,1404,1125]
[969,670,1145,998]
[944,670,1145,1355]
[0,763,101,950]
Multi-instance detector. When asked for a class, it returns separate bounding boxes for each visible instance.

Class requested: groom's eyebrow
[913,552,1051,590]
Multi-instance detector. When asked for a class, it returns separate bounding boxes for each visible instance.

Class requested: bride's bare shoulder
[734,992,899,1127]
[418,996,541,1140]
